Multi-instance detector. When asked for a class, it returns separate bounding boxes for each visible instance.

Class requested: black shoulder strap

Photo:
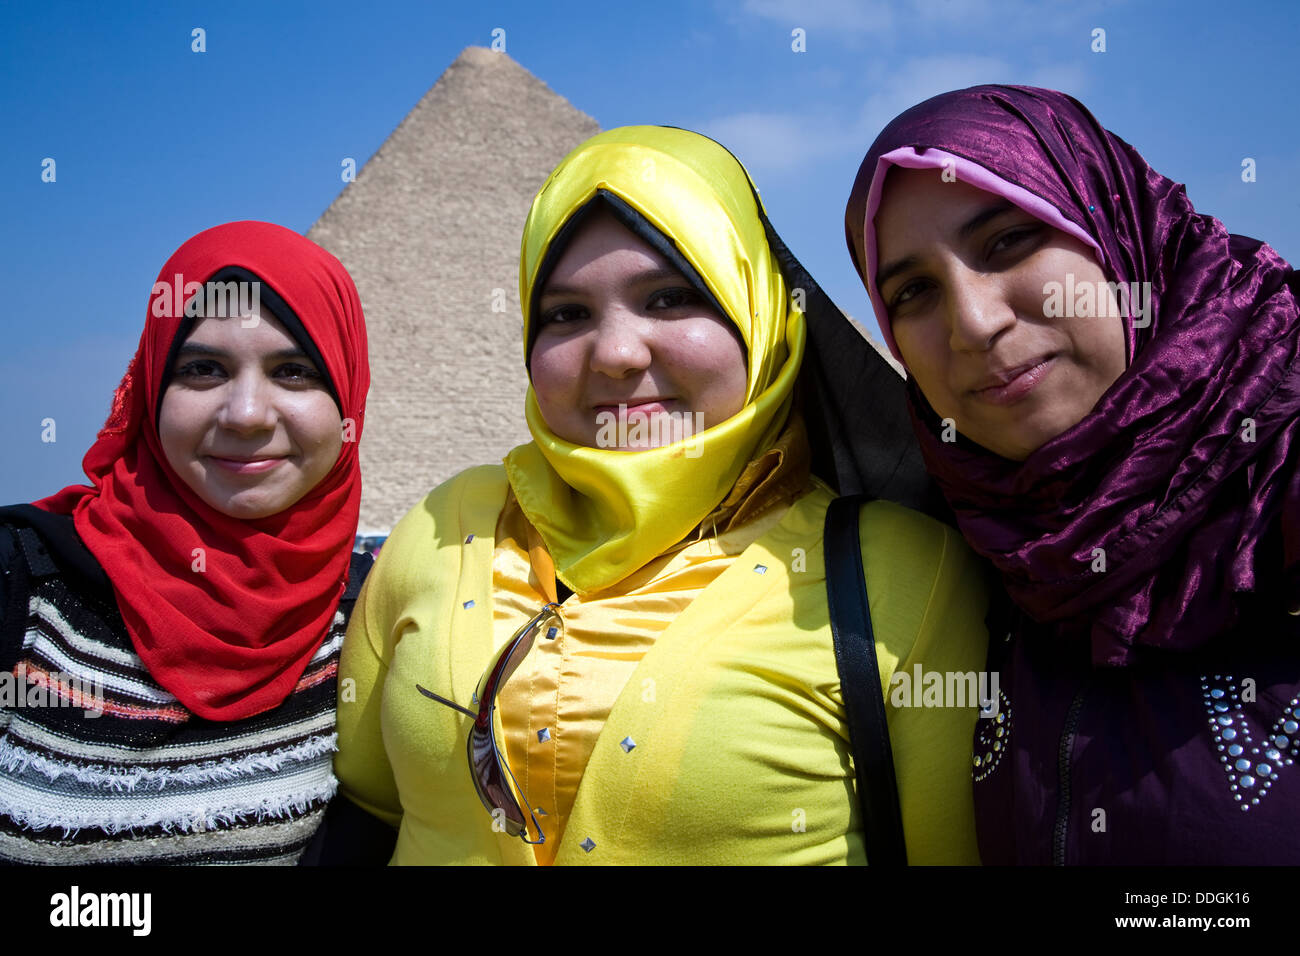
[337,550,374,625]
[13,526,58,577]
[1,522,65,674]
[0,523,18,595]
[824,494,907,866]
[0,525,26,674]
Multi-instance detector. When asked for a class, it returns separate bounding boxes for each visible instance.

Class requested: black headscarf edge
[154,266,343,432]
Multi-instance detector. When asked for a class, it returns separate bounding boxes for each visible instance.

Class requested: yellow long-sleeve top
[492,482,796,864]
[335,465,989,865]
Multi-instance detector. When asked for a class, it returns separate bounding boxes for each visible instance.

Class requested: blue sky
[2,0,1297,504]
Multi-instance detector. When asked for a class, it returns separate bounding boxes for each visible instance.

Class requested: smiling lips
[969,356,1056,405]
[206,455,287,475]
[593,398,673,415]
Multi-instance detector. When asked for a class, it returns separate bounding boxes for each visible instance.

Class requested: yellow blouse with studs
[334,463,988,865]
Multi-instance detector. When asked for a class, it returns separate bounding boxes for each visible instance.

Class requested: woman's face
[158,312,343,519]
[530,210,748,450]
[874,167,1128,460]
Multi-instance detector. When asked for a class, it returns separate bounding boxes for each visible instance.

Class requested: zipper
[1052,686,1088,866]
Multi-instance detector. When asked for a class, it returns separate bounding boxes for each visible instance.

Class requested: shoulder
[0,506,117,674]
[0,505,75,567]
[858,498,974,579]
[353,465,508,625]
[855,497,991,670]
[801,488,982,594]
[779,486,982,588]
[0,504,109,596]
[859,498,989,615]
[780,488,989,656]
[379,465,509,566]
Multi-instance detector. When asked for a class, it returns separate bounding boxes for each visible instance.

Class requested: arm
[333,561,404,830]
[860,499,991,865]
[300,559,401,866]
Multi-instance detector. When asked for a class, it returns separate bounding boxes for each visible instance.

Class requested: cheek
[893,326,955,410]
[529,338,582,414]
[1045,257,1129,383]
[156,390,208,470]
[1067,312,1126,373]
[294,399,344,467]
[1091,313,1129,382]
[673,320,747,399]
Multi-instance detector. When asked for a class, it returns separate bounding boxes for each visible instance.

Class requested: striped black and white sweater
[0,507,368,865]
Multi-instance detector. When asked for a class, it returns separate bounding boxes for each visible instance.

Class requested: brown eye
[274,363,321,383]
[988,225,1044,258]
[648,288,701,310]
[175,359,226,380]
[888,278,932,313]
[539,304,588,326]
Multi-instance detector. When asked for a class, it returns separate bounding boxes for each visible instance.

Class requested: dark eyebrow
[176,342,310,362]
[957,200,1016,239]
[540,267,684,300]
[875,201,1018,292]
[875,255,918,292]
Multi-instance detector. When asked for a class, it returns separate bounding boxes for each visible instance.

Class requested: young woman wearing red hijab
[0,221,370,864]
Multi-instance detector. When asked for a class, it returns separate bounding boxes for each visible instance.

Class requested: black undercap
[525,189,732,366]
[155,265,342,431]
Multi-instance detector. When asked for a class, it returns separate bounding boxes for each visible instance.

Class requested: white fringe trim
[0,775,338,836]
[0,733,337,791]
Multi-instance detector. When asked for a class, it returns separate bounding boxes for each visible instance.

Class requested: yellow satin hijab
[504,126,806,594]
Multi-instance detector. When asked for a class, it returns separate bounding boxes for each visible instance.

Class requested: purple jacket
[975,593,1300,864]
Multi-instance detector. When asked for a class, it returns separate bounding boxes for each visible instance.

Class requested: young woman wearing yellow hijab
[333,127,990,865]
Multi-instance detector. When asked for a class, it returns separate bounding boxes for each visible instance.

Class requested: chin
[214,501,274,520]
[204,489,289,521]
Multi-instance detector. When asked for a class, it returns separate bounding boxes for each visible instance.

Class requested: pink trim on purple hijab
[844,84,1300,665]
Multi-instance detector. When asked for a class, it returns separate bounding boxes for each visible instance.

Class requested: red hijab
[36,221,369,720]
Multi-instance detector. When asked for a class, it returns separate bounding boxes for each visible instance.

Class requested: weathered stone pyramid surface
[309,47,600,531]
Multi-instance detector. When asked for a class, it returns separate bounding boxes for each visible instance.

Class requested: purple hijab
[844,85,1300,666]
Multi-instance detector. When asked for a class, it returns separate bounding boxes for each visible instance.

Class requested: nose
[217,371,277,434]
[588,309,653,379]
[945,268,1016,353]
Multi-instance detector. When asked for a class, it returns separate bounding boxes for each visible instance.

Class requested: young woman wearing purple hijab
[844,84,1300,864]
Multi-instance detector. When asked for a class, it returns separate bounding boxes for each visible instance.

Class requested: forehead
[179,312,299,351]
[874,167,1009,254]
[542,210,671,290]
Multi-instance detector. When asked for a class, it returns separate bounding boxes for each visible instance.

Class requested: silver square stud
[620,736,636,753]
[465,533,475,544]
[753,564,768,574]
[462,599,475,609]
[579,837,596,853]
[537,727,551,742]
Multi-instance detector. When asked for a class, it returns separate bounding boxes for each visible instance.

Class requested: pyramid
[308,47,600,531]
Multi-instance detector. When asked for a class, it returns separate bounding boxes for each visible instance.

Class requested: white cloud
[853,55,1092,134]
[856,54,1017,132]
[701,54,1092,181]
[739,0,896,33]
[738,0,1123,36]
[702,56,1016,179]
[701,110,860,175]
